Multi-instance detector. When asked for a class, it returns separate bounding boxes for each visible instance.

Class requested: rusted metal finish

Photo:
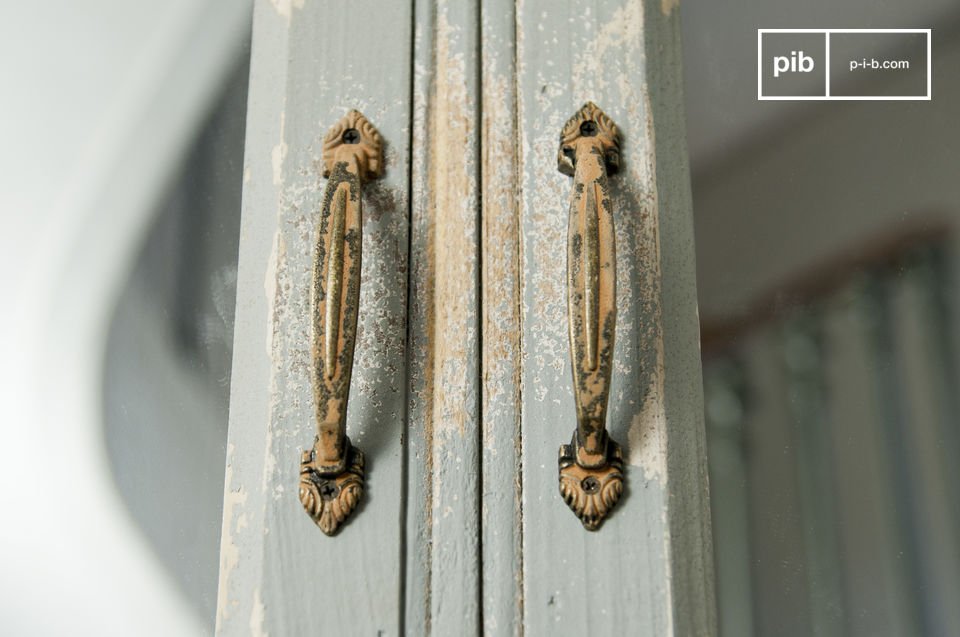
[556,102,624,531]
[299,442,364,535]
[299,109,383,535]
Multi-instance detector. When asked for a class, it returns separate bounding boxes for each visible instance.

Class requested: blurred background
[0,1,250,634]
[689,3,960,637]
[1,1,958,635]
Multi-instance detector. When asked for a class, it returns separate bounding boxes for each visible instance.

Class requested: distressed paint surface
[405,0,483,634]
[216,1,412,634]
[480,0,524,634]
[222,1,711,634]
[516,1,714,635]
[215,4,286,632]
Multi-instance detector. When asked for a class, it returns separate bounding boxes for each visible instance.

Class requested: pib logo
[760,32,826,97]
[773,51,815,77]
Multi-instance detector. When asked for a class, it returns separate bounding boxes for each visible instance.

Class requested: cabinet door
[488,1,715,634]
[217,1,714,635]
[215,1,417,634]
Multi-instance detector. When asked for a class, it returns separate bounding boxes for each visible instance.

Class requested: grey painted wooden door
[216,1,715,635]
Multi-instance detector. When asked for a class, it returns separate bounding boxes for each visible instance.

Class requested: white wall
[0,2,250,634]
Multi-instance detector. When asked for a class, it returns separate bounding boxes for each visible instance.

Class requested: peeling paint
[626,386,666,481]
[570,2,644,96]
[261,405,277,497]
[216,444,248,630]
[268,0,303,21]
[264,231,282,356]
[271,113,287,186]
[406,3,482,633]
[428,10,478,442]
[480,71,522,454]
[250,587,267,637]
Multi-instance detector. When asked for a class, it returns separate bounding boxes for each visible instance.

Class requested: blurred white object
[0,1,250,634]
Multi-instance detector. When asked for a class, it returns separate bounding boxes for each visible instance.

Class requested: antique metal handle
[556,102,625,531]
[299,110,383,535]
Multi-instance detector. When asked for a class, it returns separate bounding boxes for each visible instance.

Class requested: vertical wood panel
[215,6,284,631]
[480,0,524,634]
[516,1,714,634]
[405,0,483,633]
[217,1,412,634]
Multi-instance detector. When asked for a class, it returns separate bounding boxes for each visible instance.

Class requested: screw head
[318,480,341,501]
[581,476,600,493]
[579,120,597,137]
[342,128,360,144]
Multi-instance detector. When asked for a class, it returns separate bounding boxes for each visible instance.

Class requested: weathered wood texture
[480,0,524,634]
[216,1,412,634]
[221,1,712,634]
[405,0,483,634]
[516,1,714,635]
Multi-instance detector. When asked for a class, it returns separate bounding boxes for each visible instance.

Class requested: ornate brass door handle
[556,102,625,531]
[299,110,383,535]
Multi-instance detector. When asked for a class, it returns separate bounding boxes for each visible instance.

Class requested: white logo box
[757,29,931,101]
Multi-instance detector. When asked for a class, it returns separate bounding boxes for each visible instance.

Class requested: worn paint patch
[620,87,667,485]
[428,10,478,443]
[661,0,679,16]
[261,401,277,497]
[570,1,644,96]
[269,0,303,20]
[479,40,526,631]
[250,587,267,637]
[639,83,680,637]
[480,71,521,452]
[271,113,287,185]
[406,4,482,633]
[626,384,666,482]
[264,231,282,356]
[216,444,248,629]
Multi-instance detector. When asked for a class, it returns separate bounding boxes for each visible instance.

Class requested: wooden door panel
[405,0,483,634]
[514,1,714,634]
[217,2,414,634]
[218,2,712,635]
[479,0,524,634]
